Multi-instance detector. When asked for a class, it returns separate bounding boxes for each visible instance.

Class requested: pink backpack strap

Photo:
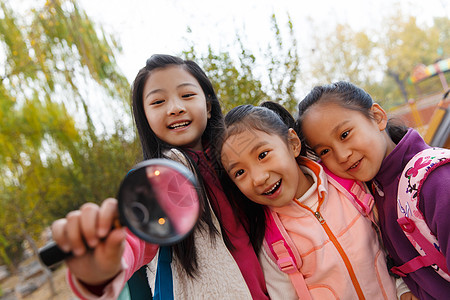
[394,148,450,281]
[264,208,312,299]
[321,164,374,217]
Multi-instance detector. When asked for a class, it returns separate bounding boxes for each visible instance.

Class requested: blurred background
[0,0,449,298]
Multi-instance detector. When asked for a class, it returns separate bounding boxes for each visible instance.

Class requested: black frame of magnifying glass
[117,158,201,246]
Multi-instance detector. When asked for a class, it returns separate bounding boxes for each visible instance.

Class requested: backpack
[391,147,450,281]
[263,166,375,299]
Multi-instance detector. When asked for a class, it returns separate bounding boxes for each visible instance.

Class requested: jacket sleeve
[419,162,450,271]
[67,229,159,300]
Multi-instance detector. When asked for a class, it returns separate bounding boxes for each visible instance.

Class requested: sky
[77,0,449,83]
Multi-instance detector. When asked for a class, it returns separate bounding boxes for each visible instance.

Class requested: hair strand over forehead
[223,104,289,143]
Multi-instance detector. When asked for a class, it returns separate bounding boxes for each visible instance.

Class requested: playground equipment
[391,58,450,148]
[424,90,450,147]
[408,58,450,91]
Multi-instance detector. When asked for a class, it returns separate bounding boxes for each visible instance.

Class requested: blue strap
[153,246,174,300]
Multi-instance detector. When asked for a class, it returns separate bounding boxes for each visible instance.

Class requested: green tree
[381,14,442,102]
[0,0,137,284]
[434,17,450,58]
[304,13,449,108]
[183,44,268,113]
[307,23,378,92]
[183,14,301,114]
[264,14,301,113]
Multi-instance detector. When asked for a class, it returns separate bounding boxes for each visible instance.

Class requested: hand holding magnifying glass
[39,159,201,267]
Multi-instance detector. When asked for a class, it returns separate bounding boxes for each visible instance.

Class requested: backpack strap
[321,164,374,217]
[394,147,450,281]
[125,266,153,299]
[264,208,312,299]
[153,246,174,299]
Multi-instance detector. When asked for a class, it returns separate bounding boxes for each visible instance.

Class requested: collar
[374,128,429,189]
[185,146,212,164]
[270,158,329,216]
[295,158,328,211]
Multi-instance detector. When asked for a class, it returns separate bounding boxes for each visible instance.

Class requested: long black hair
[131,54,225,277]
[220,101,303,254]
[296,81,408,157]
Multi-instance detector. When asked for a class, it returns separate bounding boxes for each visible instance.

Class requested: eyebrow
[226,161,238,174]
[144,82,198,100]
[249,140,269,155]
[225,140,268,173]
[310,120,349,151]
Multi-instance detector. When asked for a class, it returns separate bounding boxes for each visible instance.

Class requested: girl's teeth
[263,180,281,195]
[170,121,189,129]
[350,161,359,169]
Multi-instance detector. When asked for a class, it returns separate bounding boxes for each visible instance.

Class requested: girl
[50,54,269,299]
[220,102,399,299]
[296,81,450,299]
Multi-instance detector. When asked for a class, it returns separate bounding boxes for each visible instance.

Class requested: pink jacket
[262,159,397,299]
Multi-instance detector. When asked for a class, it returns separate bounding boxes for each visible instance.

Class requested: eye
[340,130,350,140]
[258,151,268,160]
[182,93,195,99]
[150,99,165,105]
[318,149,330,156]
[234,169,245,178]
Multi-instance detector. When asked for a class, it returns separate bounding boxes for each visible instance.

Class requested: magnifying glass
[38,159,200,267]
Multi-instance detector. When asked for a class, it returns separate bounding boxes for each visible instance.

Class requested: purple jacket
[372,128,450,299]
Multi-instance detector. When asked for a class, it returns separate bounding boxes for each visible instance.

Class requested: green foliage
[184,46,267,113]
[0,0,136,266]
[383,15,440,74]
[380,15,438,102]
[434,17,450,58]
[264,14,300,113]
[308,23,379,91]
[306,12,449,107]
[182,14,300,114]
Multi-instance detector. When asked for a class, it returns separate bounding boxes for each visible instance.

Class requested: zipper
[313,211,366,300]
[372,180,384,197]
[295,160,366,299]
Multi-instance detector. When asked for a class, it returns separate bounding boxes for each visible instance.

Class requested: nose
[335,146,352,163]
[252,169,270,187]
[167,97,185,116]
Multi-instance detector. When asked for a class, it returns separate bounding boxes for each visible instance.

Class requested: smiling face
[301,102,396,182]
[142,65,211,151]
[221,128,312,207]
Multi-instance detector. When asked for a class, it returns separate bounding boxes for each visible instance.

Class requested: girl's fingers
[66,210,86,256]
[51,198,120,264]
[99,227,126,262]
[51,218,71,252]
[80,202,100,248]
[91,227,126,281]
[98,198,119,238]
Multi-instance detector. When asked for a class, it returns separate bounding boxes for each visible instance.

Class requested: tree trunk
[387,69,409,103]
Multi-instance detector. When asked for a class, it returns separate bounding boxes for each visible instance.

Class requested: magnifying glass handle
[39,241,73,267]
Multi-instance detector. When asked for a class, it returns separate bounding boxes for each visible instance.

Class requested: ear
[207,101,212,119]
[288,128,302,157]
[371,103,388,131]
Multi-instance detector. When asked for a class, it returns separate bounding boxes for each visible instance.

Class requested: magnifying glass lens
[38,159,201,267]
[118,159,200,245]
